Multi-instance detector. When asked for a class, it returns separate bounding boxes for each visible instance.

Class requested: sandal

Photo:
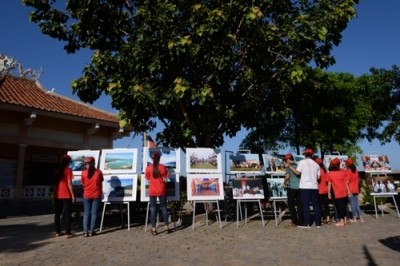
[165,226,171,234]
[151,228,157,235]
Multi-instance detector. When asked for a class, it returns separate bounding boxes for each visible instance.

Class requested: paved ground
[0,203,400,266]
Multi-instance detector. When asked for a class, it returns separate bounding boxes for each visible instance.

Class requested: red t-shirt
[326,170,349,199]
[81,169,103,199]
[145,164,169,197]
[347,169,360,194]
[55,167,73,199]
[318,168,329,194]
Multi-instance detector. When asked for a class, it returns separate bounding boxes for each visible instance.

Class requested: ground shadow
[378,235,400,252]
[363,245,378,266]
[0,222,54,252]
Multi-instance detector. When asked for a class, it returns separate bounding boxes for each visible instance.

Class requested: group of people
[282,148,364,228]
[53,155,104,237]
[53,151,170,237]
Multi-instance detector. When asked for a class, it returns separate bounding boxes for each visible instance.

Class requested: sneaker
[316,226,321,228]
[297,225,310,229]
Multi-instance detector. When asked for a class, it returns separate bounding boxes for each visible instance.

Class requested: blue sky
[2,0,400,169]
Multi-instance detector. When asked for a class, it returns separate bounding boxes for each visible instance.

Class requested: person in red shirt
[327,158,350,227]
[346,158,365,222]
[53,154,75,238]
[81,156,103,237]
[316,158,331,225]
[145,151,170,235]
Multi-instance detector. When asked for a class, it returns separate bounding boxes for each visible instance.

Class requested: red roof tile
[0,75,119,124]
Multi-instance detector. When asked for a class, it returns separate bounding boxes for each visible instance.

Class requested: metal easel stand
[144,201,177,232]
[236,199,265,227]
[100,201,130,232]
[371,193,400,219]
[192,200,222,230]
[271,197,288,226]
[369,172,400,219]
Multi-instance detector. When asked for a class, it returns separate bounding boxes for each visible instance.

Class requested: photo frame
[68,150,100,176]
[323,155,348,170]
[231,177,265,199]
[186,148,222,173]
[228,153,262,174]
[367,174,398,195]
[187,174,224,200]
[102,174,138,202]
[142,147,182,173]
[99,148,138,174]
[294,155,305,163]
[140,173,180,202]
[72,177,84,203]
[361,154,392,173]
[262,154,285,173]
[266,176,287,199]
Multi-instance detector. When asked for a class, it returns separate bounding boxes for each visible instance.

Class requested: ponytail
[152,155,161,178]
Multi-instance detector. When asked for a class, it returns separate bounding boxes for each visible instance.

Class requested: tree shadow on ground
[378,235,400,252]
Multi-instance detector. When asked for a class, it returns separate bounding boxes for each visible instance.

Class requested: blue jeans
[301,189,321,226]
[150,195,169,228]
[349,194,362,218]
[83,198,101,233]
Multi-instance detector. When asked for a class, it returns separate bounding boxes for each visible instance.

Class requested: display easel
[192,200,222,230]
[371,192,400,219]
[144,201,177,232]
[270,197,288,226]
[370,172,400,219]
[236,199,265,227]
[268,172,288,225]
[99,201,130,232]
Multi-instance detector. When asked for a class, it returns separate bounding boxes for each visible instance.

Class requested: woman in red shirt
[145,151,170,235]
[81,156,103,237]
[327,158,350,227]
[346,158,365,222]
[54,154,75,238]
[316,158,331,224]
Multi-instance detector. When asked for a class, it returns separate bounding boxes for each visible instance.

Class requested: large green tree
[23,0,359,148]
[363,65,400,143]
[240,67,396,158]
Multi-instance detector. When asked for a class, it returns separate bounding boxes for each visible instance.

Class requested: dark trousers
[287,188,303,225]
[301,189,321,226]
[54,198,72,234]
[334,197,348,220]
[319,193,331,221]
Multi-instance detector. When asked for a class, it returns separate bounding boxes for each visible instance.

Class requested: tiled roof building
[0,74,131,211]
[0,75,119,125]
